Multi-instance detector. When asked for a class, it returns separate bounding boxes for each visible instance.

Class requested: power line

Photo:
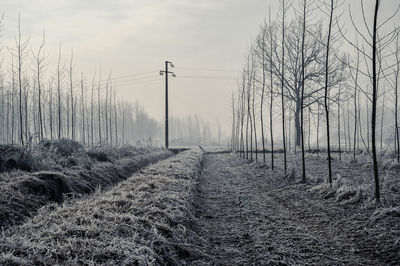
[77,66,239,87]
[175,66,240,73]
[177,75,237,80]
[113,78,163,87]
[80,70,159,86]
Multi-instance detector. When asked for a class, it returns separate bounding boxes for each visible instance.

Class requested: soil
[192,152,398,265]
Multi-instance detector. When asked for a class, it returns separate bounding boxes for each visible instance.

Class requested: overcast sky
[1,0,400,137]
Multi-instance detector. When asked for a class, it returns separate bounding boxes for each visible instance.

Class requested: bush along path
[0,143,173,230]
[0,148,210,265]
[192,152,399,265]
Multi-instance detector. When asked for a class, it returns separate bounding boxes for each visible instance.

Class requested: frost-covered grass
[245,150,400,207]
[235,151,400,264]
[0,139,173,229]
[0,148,207,265]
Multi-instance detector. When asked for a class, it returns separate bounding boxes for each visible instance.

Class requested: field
[0,139,173,229]
[0,145,399,265]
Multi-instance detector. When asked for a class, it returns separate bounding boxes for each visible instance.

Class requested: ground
[192,152,399,265]
[1,148,399,265]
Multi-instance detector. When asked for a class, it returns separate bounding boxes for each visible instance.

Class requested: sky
[1,0,400,138]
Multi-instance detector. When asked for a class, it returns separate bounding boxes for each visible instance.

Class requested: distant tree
[48,78,53,139]
[80,72,85,145]
[256,26,267,163]
[33,31,45,140]
[57,43,62,139]
[97,67,102,144]
[15,14,30,145]
[90,70,96,147]
[69,48,75,141]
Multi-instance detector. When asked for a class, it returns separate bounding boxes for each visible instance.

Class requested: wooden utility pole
[160,61,175,149]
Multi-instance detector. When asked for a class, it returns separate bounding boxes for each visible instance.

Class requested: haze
[1,0,399,140]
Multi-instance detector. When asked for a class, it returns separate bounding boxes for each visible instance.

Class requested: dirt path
[193,153,385,265]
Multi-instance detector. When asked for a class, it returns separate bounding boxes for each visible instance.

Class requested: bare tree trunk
[49,78,53,139]
[366,98,370,151]
[247,66,253,162]
[11,58,15,145]
[288,116,291,151]
[353,45,360,160]
[269,11,275,169]
[6,84,10,143]
[91,71,96,147]
[109,81,113,146]
[260,32,266,163]
[97,69,102,145]
[395,33,400,162]
[337,82,341,160]
[122,102,125,145]
[80,73,85,145]
[251,61,258,162]
[300,0,307,181]
[57,43,62,140]
[240,74,246,158]
[245,81,249,160]
[66,93,70,138]
[24,85,28,142]
[114,84,118,146]
[35,32,45,140]
[347,102,351,152]
[324,0,334,183]
[105,75,109,144]
[371,0,380,203]
[70,49,75,141]
[270,57,274,169]
[17,14,25,146]
[380,89,385,151]
[344,102,348,152]
[280,1,287,173]
[308,107,311,152]
[232,91,236,151]
[317,104,320,154]
[1,78,4,143]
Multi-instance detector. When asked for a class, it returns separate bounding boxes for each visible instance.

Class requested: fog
[0,0,399,145]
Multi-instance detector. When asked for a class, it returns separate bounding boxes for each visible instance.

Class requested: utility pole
[160,61,176,149]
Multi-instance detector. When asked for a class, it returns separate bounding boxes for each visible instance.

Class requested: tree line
[0,15,173,147]
[0,15,224,149]
[231,0,399,203]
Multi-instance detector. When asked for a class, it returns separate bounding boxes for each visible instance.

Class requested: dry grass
[0,149,208,265]
[0,140,173,229]
[262,151,400,207]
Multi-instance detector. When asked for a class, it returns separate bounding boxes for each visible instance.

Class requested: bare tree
[97,67,102,144]
[91,70,96,147]
[114,82,118,146]
[394,32,400,162]
[280,0,289,174]
[251,51,258,162]
[16,14,30,145]
[48,77,53,139]
[57,43,62,139]
[256,28,267,163]
[80,72,85,145]
[33,31,45,140]
[300,0,309,181]
[322,0,335,182]
[337,82,342,161]
[268,15,275,169]
[352,47,360,160]
[371,0,380,202]
[69,48,75,141]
